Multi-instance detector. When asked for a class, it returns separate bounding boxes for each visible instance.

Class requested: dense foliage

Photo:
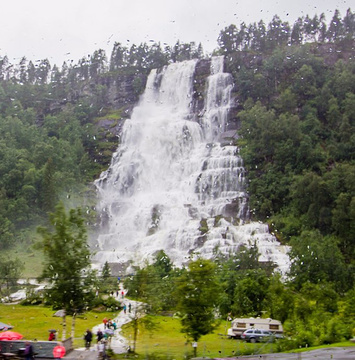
[37,202,97,313]
[124,249,355,349]
[219,15,355,293]
[217,9,355,53]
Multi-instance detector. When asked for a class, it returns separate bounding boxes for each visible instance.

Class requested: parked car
[240,328,284,343]
[227,317,283,339]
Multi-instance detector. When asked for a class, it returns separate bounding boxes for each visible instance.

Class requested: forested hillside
[218,9,355,292]
[0,9,354,346]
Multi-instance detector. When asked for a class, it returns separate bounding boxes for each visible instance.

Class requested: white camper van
[227,317,283,338]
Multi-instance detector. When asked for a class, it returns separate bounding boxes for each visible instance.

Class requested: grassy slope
[6,244,44,278]
[0,304,117,348]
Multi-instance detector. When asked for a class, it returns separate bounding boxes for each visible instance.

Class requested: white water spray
[94,57,290,273]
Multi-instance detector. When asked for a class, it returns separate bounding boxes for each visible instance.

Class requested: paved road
[63,348,99,360]
[64,346,355,360]
[215,346,355,359]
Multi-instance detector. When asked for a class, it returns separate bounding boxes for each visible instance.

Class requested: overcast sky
[0,0,352,66]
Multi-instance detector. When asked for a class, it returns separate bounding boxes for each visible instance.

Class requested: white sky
[0,0,352,66]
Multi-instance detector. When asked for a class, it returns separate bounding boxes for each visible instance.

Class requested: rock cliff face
[97,58,242,146]
[98,73,147,112]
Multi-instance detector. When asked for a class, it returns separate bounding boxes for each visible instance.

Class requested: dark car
[240,328,284,343]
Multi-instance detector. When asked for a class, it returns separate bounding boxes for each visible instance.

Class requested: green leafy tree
[264,274,294,323]
[332,193,355,259]
[288,230,350,291]
[0,188,14,249]
[98,261,119,295]
[0,257,23,297]
[124,251,181,312]
[231,269,270,316]
[216,244,261,316]
[148,250,182,311]
[37,202,97,339]
[126,302,158,353]
[40,157,57,213]
[176,259,220,357]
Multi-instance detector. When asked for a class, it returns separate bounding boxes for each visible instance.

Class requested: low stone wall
[0,338,72,358]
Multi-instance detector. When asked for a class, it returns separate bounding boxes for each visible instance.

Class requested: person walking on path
[123,304,127,314]
[128,303,131,313]
[102,317,108,329]
[96,328,104,343]
[84,329,93,349]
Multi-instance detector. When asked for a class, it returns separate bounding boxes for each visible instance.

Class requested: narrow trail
[69,291,141,357]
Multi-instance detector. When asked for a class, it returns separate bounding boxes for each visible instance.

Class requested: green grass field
[0,305,274,357]
[121,316,274,358]
[0,304,117,348]
[6,246,44,278]
[2,305,354,359]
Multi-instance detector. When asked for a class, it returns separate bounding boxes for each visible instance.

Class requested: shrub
[91,296,121,312]
[321,318,352,344]
[293,329,317,348]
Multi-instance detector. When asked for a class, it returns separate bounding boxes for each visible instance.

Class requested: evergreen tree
[326,9,344,42]
[101,261,111,281]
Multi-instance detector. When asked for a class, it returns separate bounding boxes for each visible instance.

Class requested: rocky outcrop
[98,72,147,112]
[191,58,211,117]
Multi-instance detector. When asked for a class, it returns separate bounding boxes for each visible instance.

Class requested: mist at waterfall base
[93,56,290,274]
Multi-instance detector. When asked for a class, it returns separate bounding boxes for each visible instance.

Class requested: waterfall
[93,56,290,273]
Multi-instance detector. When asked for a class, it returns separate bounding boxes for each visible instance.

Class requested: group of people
[109,290,125,298]
[122,303,131,314]
[102,317,117,330]
[82,289,130,358]
[96,328,113,342]
[83,327,113,357]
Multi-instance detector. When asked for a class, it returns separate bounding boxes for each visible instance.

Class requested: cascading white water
[94,56,290,273]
